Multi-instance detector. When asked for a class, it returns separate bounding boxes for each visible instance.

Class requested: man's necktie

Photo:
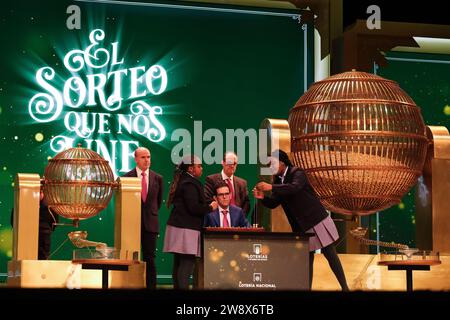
[141,171,148,202]
[222,210,229,228]
[225,178,236,205]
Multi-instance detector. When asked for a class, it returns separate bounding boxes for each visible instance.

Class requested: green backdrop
[0,0,313,283]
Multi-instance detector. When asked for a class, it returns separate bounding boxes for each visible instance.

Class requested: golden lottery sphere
[288,71,428,215]
[43,145,115,221]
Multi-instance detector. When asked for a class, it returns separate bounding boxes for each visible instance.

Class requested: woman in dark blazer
[163,155,217,289]
[254,149,349,291]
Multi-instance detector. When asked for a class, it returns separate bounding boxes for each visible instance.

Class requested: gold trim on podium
[114,177,142,260]
[13,173,41,261]
[416,126,450,254]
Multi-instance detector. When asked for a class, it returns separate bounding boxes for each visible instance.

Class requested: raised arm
[254,186,281,209]
[272,169,307,196]
[261,194,281,209]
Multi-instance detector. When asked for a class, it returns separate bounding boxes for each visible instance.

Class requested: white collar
[221,170,233,181]
[186,172,195,178]
[136,167,147,177]
[279,166,289,180]
[219,206,230,214]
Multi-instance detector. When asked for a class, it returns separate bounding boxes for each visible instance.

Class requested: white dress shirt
[219,206,231,227]
[279,166,289,184]
[221,170,234,184]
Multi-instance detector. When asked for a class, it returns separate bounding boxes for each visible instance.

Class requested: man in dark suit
[204,151,250,216]
[204,182,250,228]
[123,147,163,289]
[253,149,349,291]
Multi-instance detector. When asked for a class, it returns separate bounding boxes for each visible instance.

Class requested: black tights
[309,244,349,291]
[172,253,196,290]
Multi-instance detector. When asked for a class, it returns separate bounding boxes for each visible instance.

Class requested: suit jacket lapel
[274,175,282,184]
[285,166,295,183]
[229,206,236,227]
[147,170,154,202]
[213,210,220,227]
[232,179,238,203]
[276,167,292,184]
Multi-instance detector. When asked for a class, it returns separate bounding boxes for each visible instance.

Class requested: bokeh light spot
[35,133,44,142]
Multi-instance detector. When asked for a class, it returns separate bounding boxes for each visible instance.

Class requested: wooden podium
[198,228,310,290]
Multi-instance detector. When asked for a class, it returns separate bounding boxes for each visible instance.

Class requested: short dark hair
[214,182,229,196]
[271,149,293,166]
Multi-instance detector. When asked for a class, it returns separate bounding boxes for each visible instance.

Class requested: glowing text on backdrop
[28,29,167,173]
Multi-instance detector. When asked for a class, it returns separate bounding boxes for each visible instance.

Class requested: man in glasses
[204,151,250,217]
[204,182,250,228]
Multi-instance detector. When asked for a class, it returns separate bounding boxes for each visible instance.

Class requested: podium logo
[248,244,268,261]
[238,273,276,288]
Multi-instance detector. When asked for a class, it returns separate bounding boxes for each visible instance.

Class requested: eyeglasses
[225,162,237,166]
[217,192,230,197]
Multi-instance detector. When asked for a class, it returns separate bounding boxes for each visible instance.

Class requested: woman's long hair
[166,156,195,209]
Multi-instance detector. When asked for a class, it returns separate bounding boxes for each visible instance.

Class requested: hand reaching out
[210,201,218,211]
[252,187,264,199]
[256,182,272,192]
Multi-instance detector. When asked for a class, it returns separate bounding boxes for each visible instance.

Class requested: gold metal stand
[8,175,145,288]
